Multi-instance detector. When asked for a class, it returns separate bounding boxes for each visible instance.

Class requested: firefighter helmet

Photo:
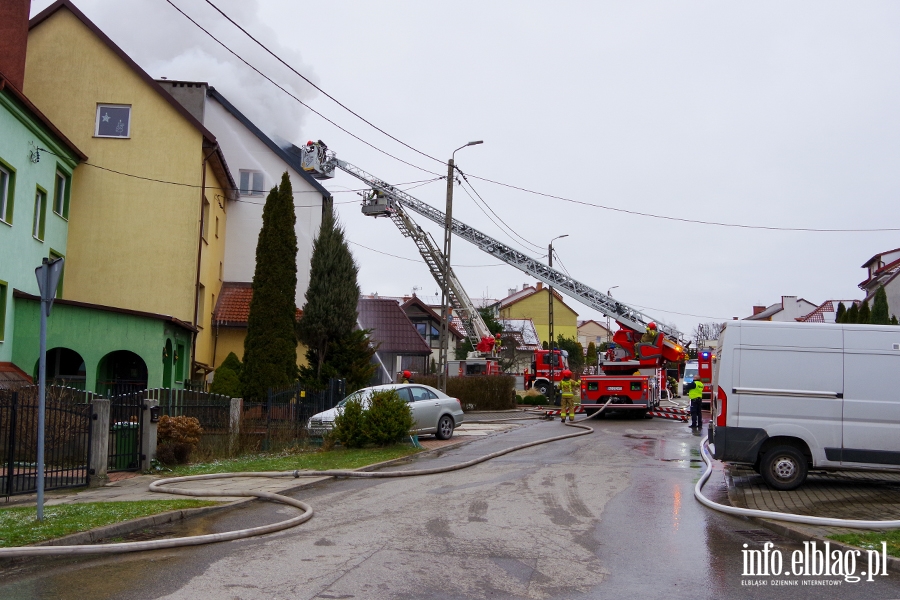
[647,322,657,330]
[562,369,572,378]
[402,370,411,379]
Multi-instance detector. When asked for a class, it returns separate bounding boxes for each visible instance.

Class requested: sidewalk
[715,461,900,570]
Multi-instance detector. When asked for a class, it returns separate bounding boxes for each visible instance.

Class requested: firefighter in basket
[559,370,578,423]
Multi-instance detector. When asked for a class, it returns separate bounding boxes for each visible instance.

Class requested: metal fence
[107,391,144,472]
[243,379,345,451]
[150,388,233,456]
[0,386,94,497]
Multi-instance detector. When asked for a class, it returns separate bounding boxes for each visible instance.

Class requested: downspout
[191,145,219,381]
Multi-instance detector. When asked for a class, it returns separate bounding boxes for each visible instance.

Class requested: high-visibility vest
[688,380,704,400]
[560,378,577,397]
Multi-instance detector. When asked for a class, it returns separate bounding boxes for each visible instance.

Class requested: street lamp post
[437,140,483,393]
[547,234,568,403]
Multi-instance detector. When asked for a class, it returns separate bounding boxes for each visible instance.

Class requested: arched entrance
[32,347,87,390]
[96,350,148,396]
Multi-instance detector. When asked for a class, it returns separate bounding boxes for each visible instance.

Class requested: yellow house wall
[500,290,578,345]
[193,161,229,369]
[24,8,203,323]
[213,327,309,372]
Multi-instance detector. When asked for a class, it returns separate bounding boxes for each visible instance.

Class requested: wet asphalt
[2,413,899,599]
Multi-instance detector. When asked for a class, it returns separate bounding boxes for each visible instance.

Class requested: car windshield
[684,367,698,379]
[337,391,368,407]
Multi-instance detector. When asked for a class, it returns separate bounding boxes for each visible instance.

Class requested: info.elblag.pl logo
[742,541,890,586]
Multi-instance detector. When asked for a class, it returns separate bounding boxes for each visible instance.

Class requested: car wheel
[760,445,808,491]
[435,415,455,440]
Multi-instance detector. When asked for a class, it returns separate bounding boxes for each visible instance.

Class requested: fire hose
[695,436,900,529]
[0,399,617,557]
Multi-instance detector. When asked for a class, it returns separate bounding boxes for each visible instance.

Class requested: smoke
[32,0,316,141]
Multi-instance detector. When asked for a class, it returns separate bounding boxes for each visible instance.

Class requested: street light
[547,234,568,403]
[606,285,619,348]
[437,140,483,392]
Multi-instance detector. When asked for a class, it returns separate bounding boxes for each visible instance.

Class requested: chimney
[752,306,766,315]
[0,0,31,90]
[536,282,543,291]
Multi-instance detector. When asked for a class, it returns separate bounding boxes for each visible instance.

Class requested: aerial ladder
[298,141,686,377]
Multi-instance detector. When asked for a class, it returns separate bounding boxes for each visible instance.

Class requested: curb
[723,467,900,575]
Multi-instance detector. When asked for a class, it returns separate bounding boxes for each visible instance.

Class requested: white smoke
[31,0,316,140]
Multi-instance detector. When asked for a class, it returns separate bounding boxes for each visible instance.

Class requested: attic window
[95,104,131,138]
[239,170,265,197]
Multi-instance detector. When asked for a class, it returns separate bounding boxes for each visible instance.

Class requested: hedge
[414,375,516,411]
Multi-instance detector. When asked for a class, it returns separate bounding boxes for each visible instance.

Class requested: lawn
[0,500,218,548]
[164,445,421,477]
[829,531,900,559]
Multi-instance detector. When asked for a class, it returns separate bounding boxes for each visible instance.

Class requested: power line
[163,0,442,177]
[203,0,444,166]
[348,241,504,267]
[456,169,544,252]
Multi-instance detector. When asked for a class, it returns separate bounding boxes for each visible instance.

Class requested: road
[2,414,899,599]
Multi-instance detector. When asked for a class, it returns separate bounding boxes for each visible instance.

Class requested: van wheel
[760,446,807,491]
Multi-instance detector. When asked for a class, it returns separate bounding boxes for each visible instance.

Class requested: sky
[31,0,900,336]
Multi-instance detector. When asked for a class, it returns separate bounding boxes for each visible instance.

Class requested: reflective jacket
[687,380,704,400]
[560,378,577,398]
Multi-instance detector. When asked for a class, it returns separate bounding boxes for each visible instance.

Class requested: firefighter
[402,370,413,384]
[640,322,658,343]
[559,369,577,423]
[687,376,704,428]
[493,333,502,356]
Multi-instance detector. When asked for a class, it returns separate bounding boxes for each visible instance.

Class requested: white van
[710,320,900,490]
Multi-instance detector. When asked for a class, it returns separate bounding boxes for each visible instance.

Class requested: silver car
[307,384,465,440]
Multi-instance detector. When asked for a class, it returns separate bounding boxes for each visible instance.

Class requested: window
[32,187,47,241]
[49,250,65,298]
[239,170,264,196]
[0,162,13,224]
[95,104,131,138]
[0,280,7,342]
[196,283,205,329]
[201,197,210,241]
[53,169,70,218]
[215,215,219,238]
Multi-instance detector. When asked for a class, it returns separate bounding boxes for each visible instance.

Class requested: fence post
[141,398,159,472]
[229,397,242,456]
[89,398,110,486]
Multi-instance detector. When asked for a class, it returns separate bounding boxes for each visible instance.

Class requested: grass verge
[164,445,421,477]
[0,500,218,548]
[829,531,900,559]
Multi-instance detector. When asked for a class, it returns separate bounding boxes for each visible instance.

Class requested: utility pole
[547,235,567,405]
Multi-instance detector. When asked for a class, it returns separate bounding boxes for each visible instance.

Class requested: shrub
[157,415,204,465]
[332,397,367,448]
[210,366,241,397]
[414,375,516,411]
[518,394,547,406]
[364,390,414,446]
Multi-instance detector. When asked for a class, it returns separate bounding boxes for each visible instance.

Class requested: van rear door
[841,327,900,466]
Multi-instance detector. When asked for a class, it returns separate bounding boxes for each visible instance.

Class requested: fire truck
[298,142,687,405]
[524,348,569,397]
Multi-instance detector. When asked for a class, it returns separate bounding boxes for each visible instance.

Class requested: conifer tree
[845,302,859,324]
[891,315,898,326]
[297,209,361,384]
[586,342,598,366]
[241,173,298,400]
[834,302,846,324]
[871,286,890,325]
[858,299,871,324]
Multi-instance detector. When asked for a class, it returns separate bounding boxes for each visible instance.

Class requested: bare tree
[692,322,725,350]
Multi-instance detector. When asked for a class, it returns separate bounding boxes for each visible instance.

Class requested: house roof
[213,282,302,326]
[861,247,900,268]
[798,300,858,323]
[400,296,464,339]
[859,255,900,289]
[206,87,332,199]
[498,285,567,309]
[0,69,86,161]
[13,289,196,332]
[745,296,816,321]
[358,298,431,355]
[0,362,32,389]
[498,319,540,349]
[30,1,218,146]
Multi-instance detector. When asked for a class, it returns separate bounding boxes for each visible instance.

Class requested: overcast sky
[32,0,900,336]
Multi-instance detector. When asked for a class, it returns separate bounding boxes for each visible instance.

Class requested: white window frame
[94,104,132,138]
[53,170,68,217]
[33,188,47,241]
[0,165,10,224]
[239,169,265,197]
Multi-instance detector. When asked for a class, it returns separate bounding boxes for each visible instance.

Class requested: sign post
[34,256,64,521]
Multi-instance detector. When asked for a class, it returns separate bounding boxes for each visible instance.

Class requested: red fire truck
[524,348,569,397]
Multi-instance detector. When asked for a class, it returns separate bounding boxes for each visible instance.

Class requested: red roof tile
[214,282,301,326]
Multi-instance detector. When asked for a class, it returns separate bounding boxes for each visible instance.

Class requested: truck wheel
[535,381,551,397]
[760,446,808,491]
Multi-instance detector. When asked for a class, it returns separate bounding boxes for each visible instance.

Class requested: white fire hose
[695,436,900,529]
[0,400,616,558]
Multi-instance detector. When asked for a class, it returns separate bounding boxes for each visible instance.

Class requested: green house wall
[12,295,193,394]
